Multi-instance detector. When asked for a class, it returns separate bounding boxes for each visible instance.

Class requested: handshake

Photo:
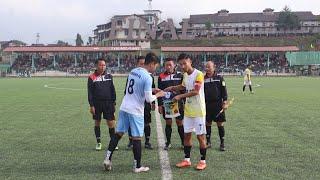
[153,86,182,102]
[152,88,166,98]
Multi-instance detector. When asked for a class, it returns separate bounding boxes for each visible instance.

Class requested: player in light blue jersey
[103,52,165,173]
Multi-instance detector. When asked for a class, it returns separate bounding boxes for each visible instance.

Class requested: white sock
[133,160,137,168]
[200,160,206,164]
[105,150,111,160]
[184,158,191,162]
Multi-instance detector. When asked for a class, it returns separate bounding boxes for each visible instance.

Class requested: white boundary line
[43,84,85,91]
[154,102,173,180]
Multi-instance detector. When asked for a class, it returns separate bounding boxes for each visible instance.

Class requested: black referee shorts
[205,101,226,123]
[92,101,115,121]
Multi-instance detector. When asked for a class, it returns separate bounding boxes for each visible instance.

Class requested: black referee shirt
[204,73,228,103]
[157,71,184,106]
[87,71,116,107]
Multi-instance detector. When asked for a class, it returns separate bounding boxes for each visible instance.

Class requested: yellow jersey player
[164,53,207,171]
[243,65,253,94]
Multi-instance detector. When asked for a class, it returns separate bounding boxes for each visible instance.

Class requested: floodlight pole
[74,53,77,67]
[53,55,56,68]
[203,52,207,63]
[225,53,228,67]
[117,53,120,68]
[267,53,270,71]
[160,51,163,66]
[31,54,35,69]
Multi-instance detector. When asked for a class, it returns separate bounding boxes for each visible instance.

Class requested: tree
[57,40,68,46]
[205,20,212,39]
[10,40,27,46]
[276,6,300,34]
[75,33,84,46]
[88,37,93,46]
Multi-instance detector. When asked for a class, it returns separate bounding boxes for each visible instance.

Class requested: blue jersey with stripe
[120,67,153,116]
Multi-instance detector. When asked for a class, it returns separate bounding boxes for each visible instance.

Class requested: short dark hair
[136,56,145,63]
[95,58,105,65]
[145,52,159,65]
[164,57,175,63]
[178,53,191,61]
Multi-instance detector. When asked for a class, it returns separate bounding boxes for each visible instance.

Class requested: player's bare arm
[164,84,185,92]
[173,89,198,102]
[222,100,228,110]
[90,106,96,115]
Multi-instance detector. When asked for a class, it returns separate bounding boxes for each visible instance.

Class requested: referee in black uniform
[158,58,185,150]
[204,61,228,151]
[88,58,117,151]
[127,56,155,150]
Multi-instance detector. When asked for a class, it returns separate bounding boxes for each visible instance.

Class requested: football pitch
[0,77,319,180]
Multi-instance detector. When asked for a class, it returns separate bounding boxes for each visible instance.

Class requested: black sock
[128,128,132,142]
[165,125,172,144]
[106,134,122,160]
[109,128,115,138]
[249,85,252,92]
[218,126,225,144]
[177,125,184,145]
[144,124,151,144]
[132,140,142,168]
[184,146,192,159]
[94,126,101,143]
[243,85,246,92]
[206,126,211,143]
[200,148,207,160]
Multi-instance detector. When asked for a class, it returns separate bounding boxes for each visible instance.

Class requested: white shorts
[244,80,252,86]
[183,116,206,135]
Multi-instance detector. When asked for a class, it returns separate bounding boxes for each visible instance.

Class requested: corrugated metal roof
[3,46,142,53]
[189,11,318,24]
[161,46,299,52]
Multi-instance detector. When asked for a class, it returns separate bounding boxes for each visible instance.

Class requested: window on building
[124,29,129,36]
[256,27,259,31]
[117,20,122,26]
[235,27,239,31]
[242,26,245,31]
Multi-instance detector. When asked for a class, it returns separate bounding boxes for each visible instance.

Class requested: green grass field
[0,77,319,180]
